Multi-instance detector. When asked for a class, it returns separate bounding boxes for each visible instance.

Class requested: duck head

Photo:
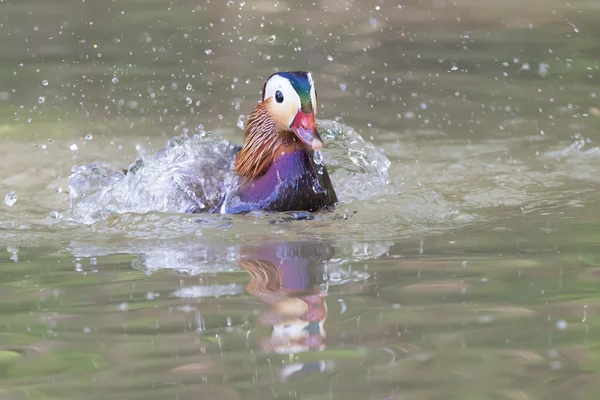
[234,71,322,180]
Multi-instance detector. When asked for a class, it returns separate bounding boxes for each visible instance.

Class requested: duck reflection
[239,241,333,356]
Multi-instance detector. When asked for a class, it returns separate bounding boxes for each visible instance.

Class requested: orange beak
[290,111,323,151]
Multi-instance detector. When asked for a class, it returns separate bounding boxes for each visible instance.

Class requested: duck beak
[290,111,323,151]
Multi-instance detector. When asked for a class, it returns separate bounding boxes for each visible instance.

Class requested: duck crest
[264,71,315,114]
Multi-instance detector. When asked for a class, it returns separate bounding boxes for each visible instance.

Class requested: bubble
[42,79,49,86]
[38,96,45,104]
[111,76,119,84]
[85,133,93,140]
[268,34,276,43]
[4,191,17,206]
[186,83,193,91]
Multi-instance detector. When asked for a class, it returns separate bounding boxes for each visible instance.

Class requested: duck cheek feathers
[266,97,297,128]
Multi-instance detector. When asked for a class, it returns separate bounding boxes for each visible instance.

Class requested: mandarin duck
[218,71,338,214]
[74,71,338,218]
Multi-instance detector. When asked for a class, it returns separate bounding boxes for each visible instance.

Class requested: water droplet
[38,96,45,104]
[538,63,550,77]
[69,143,79,151]
[42,79,49,86]
[237,114,246,129]
[314,150,324,165]
[327,55,334,62]
[555,320,567,330]
[549,360,562,371]
[186,83,193,91]
[339,82,347,91]
[268,35,276,44]
[85,133,93,140]
[186,97,192,105]
[205,49,213,55]
[111,76,119,84]
[7,247,18,262]
[4,191,17,206]
[49,211,63,220]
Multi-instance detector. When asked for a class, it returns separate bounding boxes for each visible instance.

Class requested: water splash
[319,120,392,201]
[67,120,392,224]
[69,135,238,224]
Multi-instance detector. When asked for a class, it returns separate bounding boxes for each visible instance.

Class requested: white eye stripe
[263,75,301,126]
[264,75,300,108]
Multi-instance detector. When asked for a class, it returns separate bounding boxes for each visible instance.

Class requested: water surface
[2,0,600,399]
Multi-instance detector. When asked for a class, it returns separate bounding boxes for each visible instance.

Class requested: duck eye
[275,90,284,103]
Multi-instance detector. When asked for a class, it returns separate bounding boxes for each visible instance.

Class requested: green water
[3,0,600,399]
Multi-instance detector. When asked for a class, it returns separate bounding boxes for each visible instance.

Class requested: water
[67,120,391,223]
[3,0,600,398]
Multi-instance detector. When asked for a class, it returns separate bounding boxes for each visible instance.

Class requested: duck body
[220,148,337,214]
